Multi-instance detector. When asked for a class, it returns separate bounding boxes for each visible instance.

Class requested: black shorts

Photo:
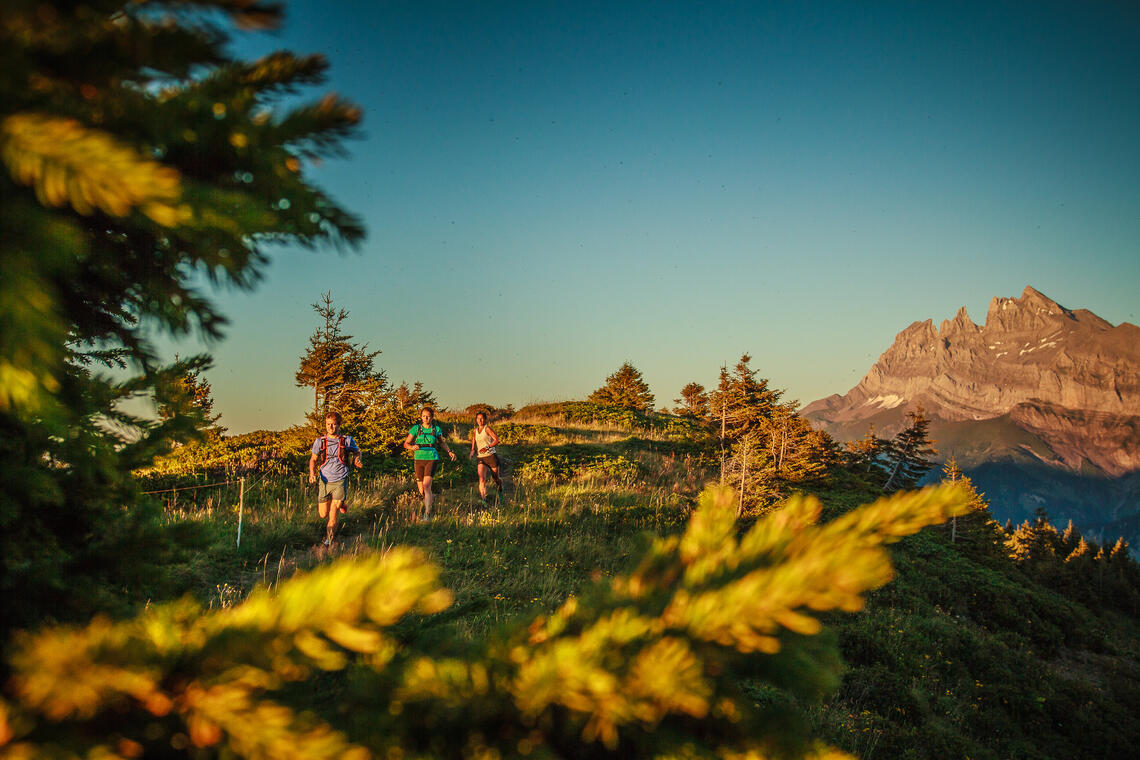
[414,459,436,480]
[477,454,499,470]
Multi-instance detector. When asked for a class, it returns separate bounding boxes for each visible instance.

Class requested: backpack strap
[318,435,351,466]
[414,424,439,447]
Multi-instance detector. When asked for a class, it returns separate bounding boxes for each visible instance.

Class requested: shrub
[577,454,643,485]
[517,449,574,482]
[493,422,558,445]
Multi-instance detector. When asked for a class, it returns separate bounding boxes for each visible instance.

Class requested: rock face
[803,286,1140,539]
[803,286,1140,476]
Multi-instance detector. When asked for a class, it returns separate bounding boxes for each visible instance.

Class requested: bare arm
[308,453,319,483]
[439,427,457,461]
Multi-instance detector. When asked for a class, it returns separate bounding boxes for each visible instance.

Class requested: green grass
[140,421,1140,759]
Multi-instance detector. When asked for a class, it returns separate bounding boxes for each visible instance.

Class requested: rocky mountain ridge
[803,286,1140,537]
[803,286,1140,476]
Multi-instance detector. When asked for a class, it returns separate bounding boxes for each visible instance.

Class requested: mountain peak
[940,306,977,336]
[1021,284,1052,301]
[985,285,1072,332]
[805,287,1138,434]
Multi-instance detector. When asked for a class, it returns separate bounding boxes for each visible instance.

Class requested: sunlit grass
[149,444,715,633]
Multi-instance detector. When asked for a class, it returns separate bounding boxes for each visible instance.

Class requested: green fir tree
[673,381,710,418]
[588,361,655,412]
[0,0,363,636]
[880,406,937,492]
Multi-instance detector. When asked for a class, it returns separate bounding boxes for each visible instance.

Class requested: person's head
[420,406,434,425]
[475,411,487,426]
[324,411,341,435]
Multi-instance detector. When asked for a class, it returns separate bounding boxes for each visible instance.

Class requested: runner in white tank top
[469,411,503,502]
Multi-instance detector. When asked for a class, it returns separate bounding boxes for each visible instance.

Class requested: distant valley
[803,286,1140,540]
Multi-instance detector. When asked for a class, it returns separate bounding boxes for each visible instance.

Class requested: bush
[492,422,558,445]
[514,401,711,440]
[577,454,643,485]
[517,449,574,482]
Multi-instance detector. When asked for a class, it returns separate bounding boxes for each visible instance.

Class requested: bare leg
[421,475,434,519]
[477,462,488,499]
[317,498,333,544]
[327,499,343,543]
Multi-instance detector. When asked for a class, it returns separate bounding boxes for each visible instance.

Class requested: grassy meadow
[130,411,1140,760]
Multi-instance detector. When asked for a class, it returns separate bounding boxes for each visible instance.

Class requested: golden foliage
[5,549,447,759]
[513,484,972,746]
[1,485,970,758]
[0,114,189,224]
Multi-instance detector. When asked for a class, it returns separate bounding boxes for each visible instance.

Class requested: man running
[308,411,363,546]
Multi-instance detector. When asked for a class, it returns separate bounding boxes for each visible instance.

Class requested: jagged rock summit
[803,286,1140,476]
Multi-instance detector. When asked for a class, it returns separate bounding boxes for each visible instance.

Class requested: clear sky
[161,0,1140,434]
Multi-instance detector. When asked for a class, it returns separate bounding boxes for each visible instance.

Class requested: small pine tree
[707,354,781,441]
[296,292,385,420]
[588,361,655,412]
[711,356,833,502]
[939,458,1002,559]
[880,406,937,491]
[394,381,438,411]
[673,382,709,418]
[293,293,430,453]
[844,423,886,476]
[157,358,226,438]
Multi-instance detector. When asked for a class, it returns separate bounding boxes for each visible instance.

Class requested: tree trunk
[738,435,748,517]
[720,396,726,485]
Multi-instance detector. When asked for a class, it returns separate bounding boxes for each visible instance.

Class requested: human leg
[489,455,503,490]
[317,478,332,539]
[415,460,435,520]
[477,461,488,499]
[421,475,434,518]
[479,455,503,492]
[317,479,347,544]
[325,500,341,543]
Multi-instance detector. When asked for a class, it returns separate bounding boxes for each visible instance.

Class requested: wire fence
[139,480,241,495]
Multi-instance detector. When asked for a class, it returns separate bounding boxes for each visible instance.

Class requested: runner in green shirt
[402,406,456,522]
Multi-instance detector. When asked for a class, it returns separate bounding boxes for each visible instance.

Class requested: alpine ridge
[803,286,1140,532]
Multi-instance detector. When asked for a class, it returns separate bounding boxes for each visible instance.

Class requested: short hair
[420,406,435,418]
[324,411,342,424]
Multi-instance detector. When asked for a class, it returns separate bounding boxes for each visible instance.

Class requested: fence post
[237,476,245,548]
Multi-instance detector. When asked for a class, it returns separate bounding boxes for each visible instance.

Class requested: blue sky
[166,0,1140,433]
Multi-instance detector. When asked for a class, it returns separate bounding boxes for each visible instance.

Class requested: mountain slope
[803,286,1140,532]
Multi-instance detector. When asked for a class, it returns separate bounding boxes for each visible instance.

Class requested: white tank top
[474,425,496,455]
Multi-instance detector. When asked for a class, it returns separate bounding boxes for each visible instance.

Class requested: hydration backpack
[318,435,350,466]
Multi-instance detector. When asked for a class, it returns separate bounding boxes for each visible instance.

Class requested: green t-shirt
[409,424,443,460]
